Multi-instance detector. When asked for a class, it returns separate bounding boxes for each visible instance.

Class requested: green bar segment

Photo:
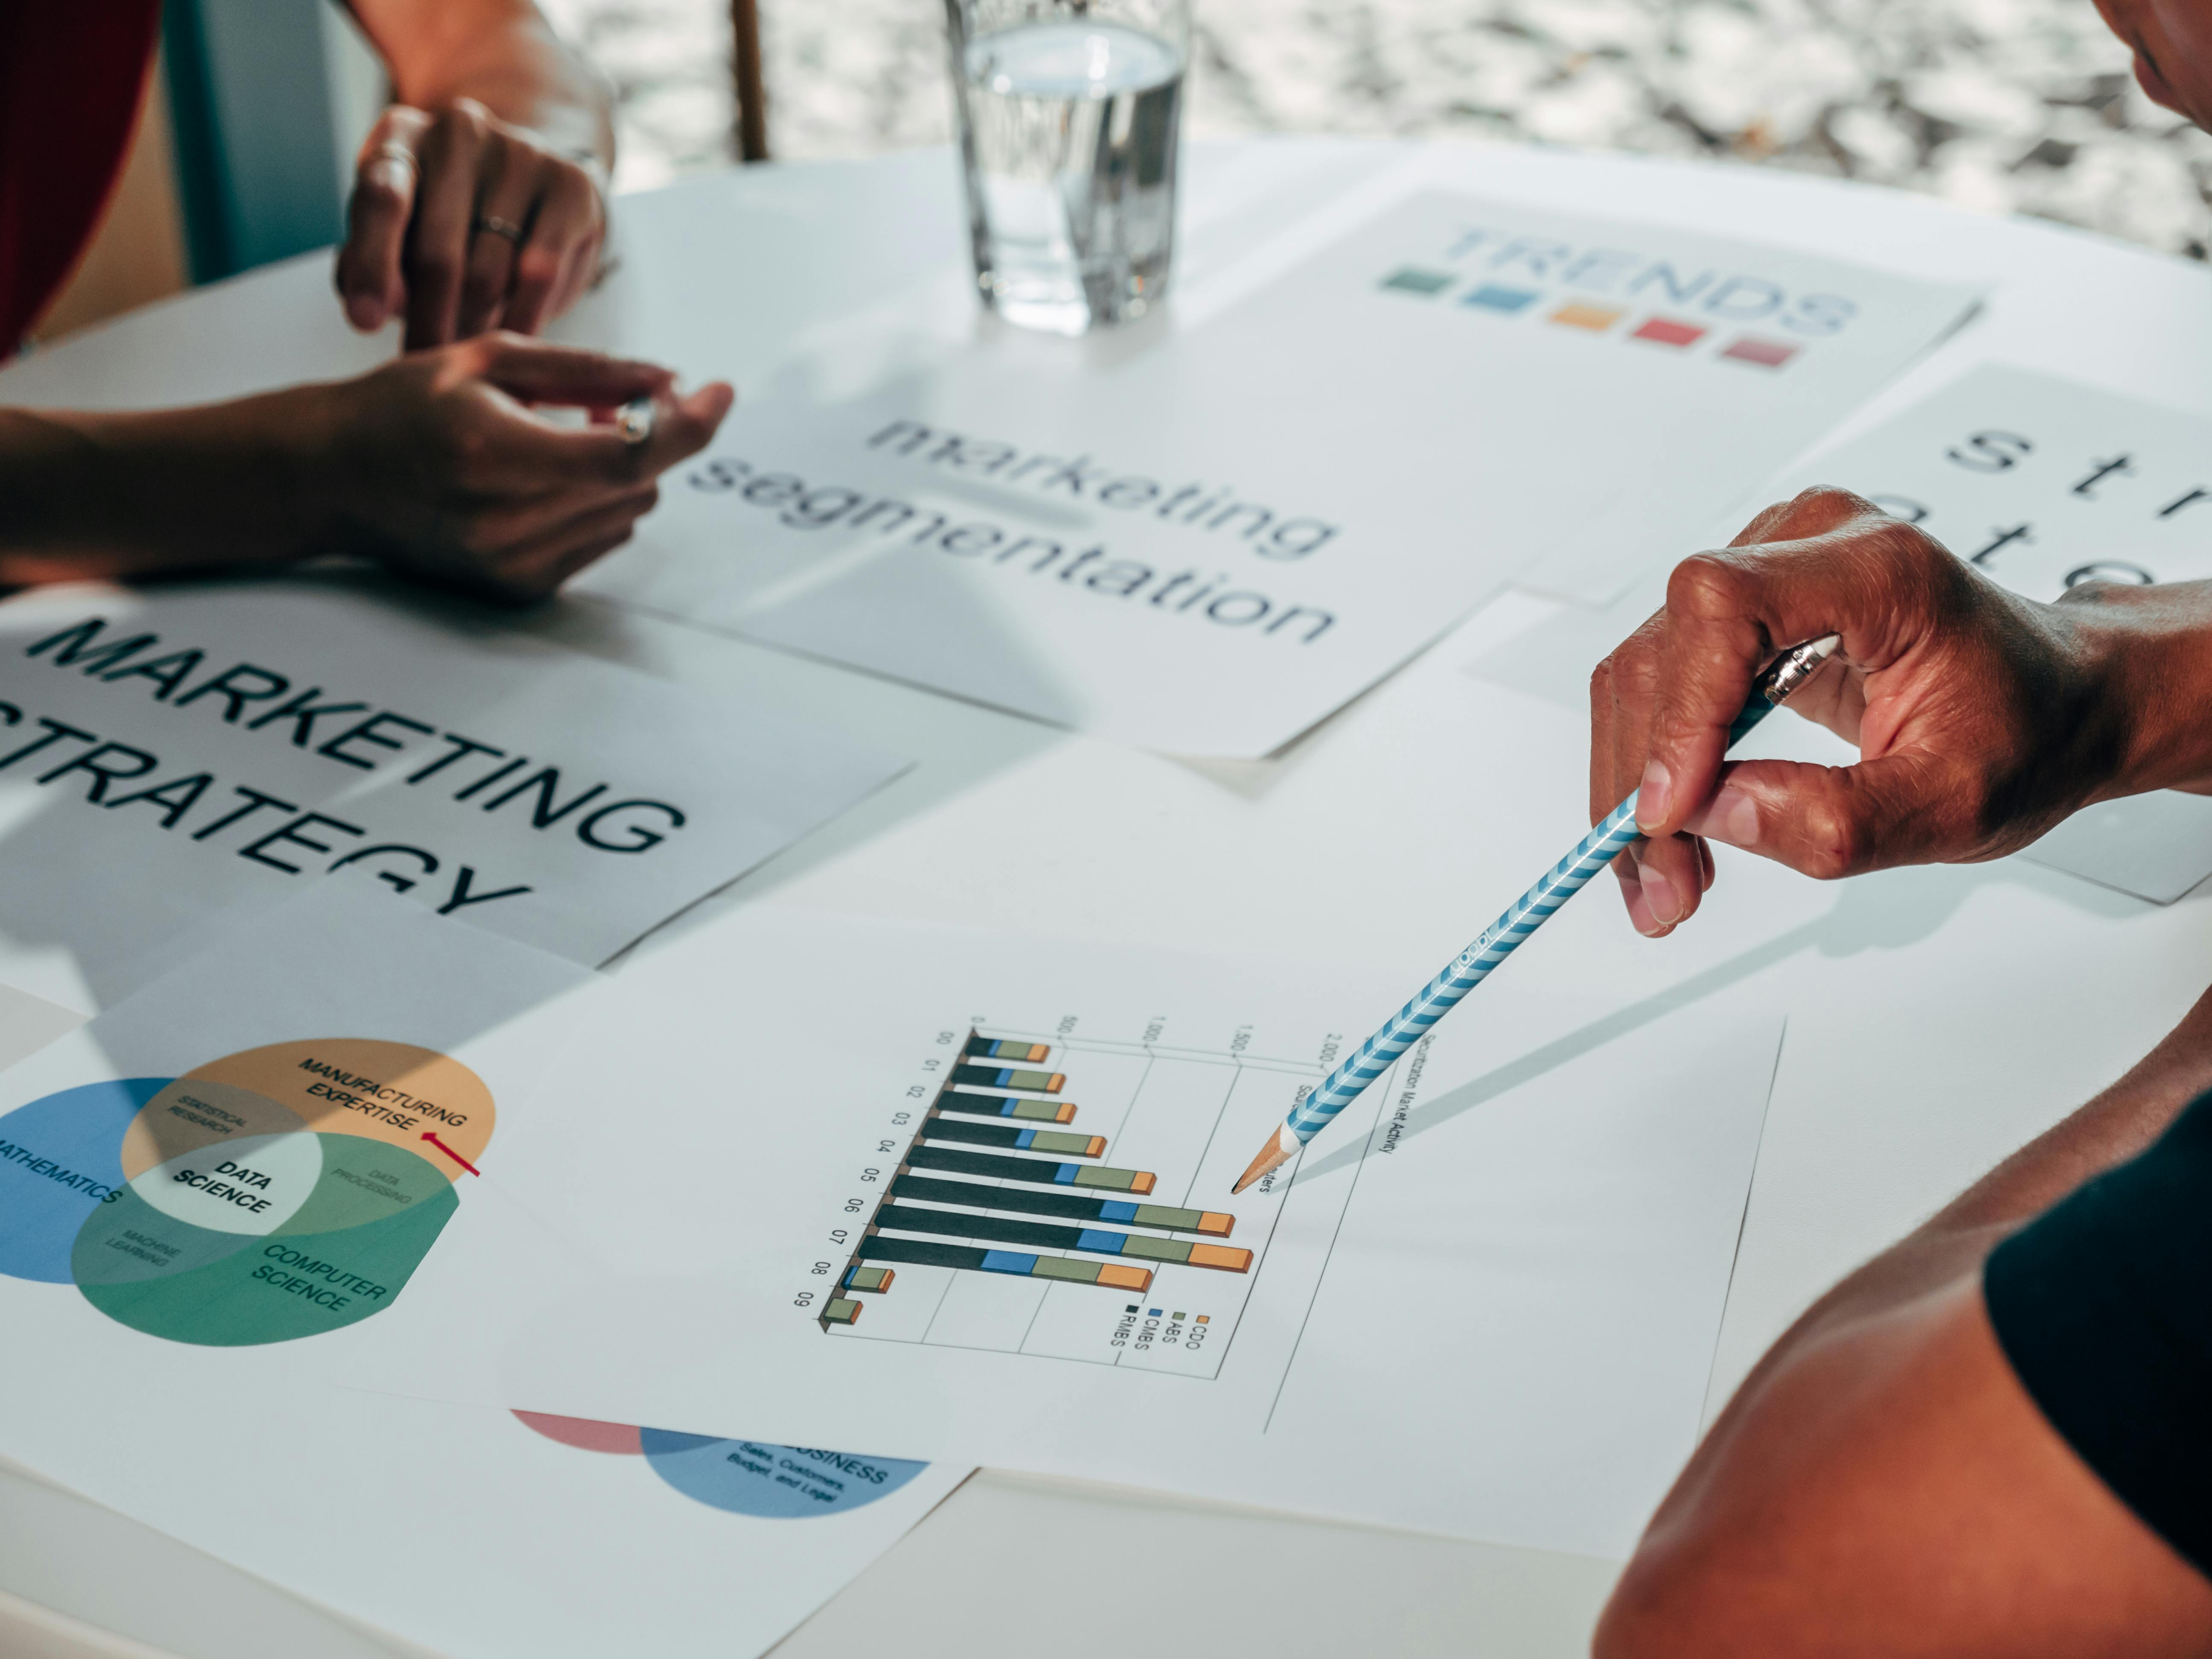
[1030,1254,1108,1284]
[1132,1203,1216,1232]
[1023,1129,1099,1157]
[1118,1234,1196,1264]
[1071,1165,1153,1193]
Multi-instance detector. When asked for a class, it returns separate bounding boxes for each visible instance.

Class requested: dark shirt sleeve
[1985,1088,2212,1576]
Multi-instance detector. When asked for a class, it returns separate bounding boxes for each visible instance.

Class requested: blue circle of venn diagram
[638,1430,926,1518]
[0,1078,165,1284]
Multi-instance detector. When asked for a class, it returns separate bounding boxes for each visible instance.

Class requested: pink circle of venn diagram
[73,1039,493,1345]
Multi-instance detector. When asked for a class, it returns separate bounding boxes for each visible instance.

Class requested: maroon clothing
[0,1,164,353]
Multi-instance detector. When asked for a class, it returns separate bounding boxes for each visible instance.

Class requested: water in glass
[955,9,1185,334]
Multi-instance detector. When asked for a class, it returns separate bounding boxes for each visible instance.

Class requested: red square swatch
[1632,317,1705,348]
[1721,336,1799,368]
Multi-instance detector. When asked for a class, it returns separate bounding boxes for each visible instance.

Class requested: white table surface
[6,135,2212,1658]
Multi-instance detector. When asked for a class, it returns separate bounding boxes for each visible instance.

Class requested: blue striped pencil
[1231,633,1842,1195]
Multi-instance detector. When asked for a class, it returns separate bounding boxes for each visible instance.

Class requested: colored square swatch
[1379,267,1455,296]
[1549,301,1626,332]
[1462,284,1539,314]
[1721,336,1799,368]
[1632,316,1706,348]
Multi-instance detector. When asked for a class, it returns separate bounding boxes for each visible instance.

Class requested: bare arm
[346,0,611,163]
[338,0,614,345]
[0,338,729,601]
[1596,988,2212,1657]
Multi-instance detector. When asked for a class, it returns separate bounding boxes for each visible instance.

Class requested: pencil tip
[1231,1130,1293,1195]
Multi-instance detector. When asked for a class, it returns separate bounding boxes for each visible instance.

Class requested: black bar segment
[876,1202,1084,1253]
[919,1116,1029,1151]
[893,1174,1111,1225]
[858,1234,990,1272]
[904,1145,1068,1184]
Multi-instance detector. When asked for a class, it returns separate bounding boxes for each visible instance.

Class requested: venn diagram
[0,1038,487,1345]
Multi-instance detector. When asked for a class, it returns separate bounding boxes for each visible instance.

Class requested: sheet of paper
[0,887,964,1659]
[363,906,1782,1557]
[577,190,1973,754]
[1753,364,2212,903]
[0,574,905,998]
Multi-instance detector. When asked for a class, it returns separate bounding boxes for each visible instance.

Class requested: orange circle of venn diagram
[76,1039,494,1346]
[119,1039,494,1185]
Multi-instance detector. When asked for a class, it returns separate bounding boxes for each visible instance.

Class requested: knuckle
[448,423,494,471]
[516,247,564,288]
[445,98,492,137]
[352,175,406,214]
[1798,796,1861,881]
[1665,550,1752,620]
[1775,485,1875,541]
[1788,484,1860,518]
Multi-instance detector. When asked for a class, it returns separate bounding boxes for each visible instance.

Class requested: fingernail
[346,294,383,330]
[1635,758,1673,830]
[1688,784,1760,849]
[1639,861,1683,926]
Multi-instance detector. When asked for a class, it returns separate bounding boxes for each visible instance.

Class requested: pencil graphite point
[1231,1124,1297,1195]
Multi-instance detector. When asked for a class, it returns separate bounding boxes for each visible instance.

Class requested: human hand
[1589,487,2130,937]
[309,333,733,602]
[336,100,608,350]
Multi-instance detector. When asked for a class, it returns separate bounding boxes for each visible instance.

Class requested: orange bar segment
[1099,1263,1152,1291]
[1189,1243,1254,1273]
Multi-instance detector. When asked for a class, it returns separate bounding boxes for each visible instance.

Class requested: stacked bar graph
[821,1031,1254,1332]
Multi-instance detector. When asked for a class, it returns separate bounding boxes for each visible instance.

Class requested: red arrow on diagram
[421,1131,481,1176]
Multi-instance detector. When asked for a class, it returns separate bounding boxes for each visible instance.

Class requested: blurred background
[35,0,2212,346]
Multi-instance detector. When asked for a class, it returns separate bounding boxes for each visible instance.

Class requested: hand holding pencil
[1232,627,1845,1194]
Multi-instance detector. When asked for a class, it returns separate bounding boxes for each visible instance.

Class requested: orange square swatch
[1549,301,1625,331]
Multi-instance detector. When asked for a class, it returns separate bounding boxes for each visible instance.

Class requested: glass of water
[946,0,1190,336]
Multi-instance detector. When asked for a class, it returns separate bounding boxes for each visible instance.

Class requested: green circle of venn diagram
[71,1039,493,1346]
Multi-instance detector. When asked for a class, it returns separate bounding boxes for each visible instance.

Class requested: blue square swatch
[1463,284,1540,314]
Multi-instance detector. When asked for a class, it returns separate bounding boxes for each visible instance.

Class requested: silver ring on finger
[616,396,658,448]
[473,215,526,245]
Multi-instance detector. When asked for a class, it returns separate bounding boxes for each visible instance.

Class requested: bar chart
[818,1028,1323,1377]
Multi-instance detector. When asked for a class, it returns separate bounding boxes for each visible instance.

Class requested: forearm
[2063,577,2212,798]
[346,0,612,167]
[0,396,335,585]
[1657,981,2212,1530]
